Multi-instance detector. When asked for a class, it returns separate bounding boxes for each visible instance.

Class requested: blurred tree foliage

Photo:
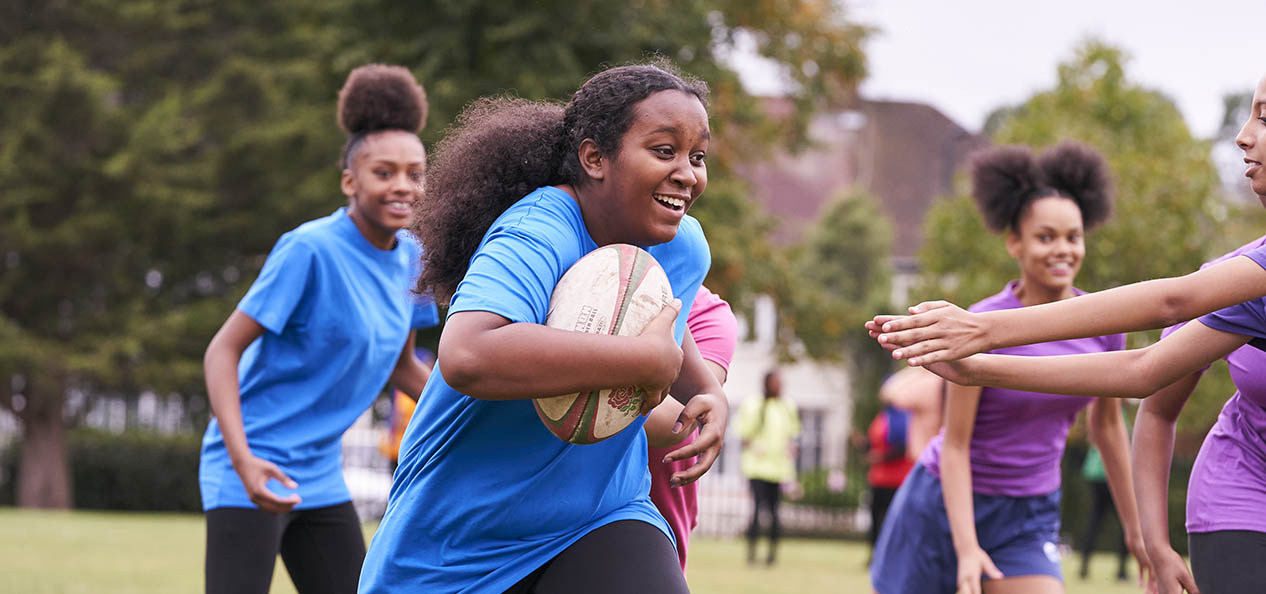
[780,188,896,428]
[0,0,871,507]
[916,40,1250,438]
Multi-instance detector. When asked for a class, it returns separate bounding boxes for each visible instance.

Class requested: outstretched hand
[661,391,728,488]
[865,301,990,366]
[637,299,684,415]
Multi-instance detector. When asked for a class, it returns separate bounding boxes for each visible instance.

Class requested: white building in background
[695,295,857,537]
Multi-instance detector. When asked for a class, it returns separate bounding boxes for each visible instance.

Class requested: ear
[341,168,357,199]
[1005,231,1022,259]
[577,139,605,182]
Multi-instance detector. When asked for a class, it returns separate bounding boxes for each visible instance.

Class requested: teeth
[653,194,685,209]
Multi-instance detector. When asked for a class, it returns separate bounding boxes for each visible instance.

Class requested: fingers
[249,460,301,513]
[639,388,666,416]
[1176,570,1200,594]
[645,298,682,333]
[909,300,952,314]
[957,575,982,594]
[665,415,724,487]
[263,462,298,490]
[981,556,1004,580]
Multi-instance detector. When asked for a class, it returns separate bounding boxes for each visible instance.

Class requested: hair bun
[1038,141,1114,230]
[969,145,1044,233]
[337,64,427,135]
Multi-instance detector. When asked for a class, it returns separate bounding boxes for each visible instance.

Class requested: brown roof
[741,99,987,262]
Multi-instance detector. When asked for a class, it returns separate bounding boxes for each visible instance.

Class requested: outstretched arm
[869,255,1266,365]
[924,321,1248,398]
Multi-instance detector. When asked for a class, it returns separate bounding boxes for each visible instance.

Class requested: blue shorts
[869,464,1063,594]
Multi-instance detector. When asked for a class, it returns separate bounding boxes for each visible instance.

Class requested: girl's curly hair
[414,61,709,304]
[336,63,428,168]
[970,140,1114,234]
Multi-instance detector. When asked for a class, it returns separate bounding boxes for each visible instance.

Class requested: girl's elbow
[439,347,480,395]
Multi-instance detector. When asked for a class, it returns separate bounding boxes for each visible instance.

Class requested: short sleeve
[1199,299,1266,341]
[411,295,440,329]
[687,286,738,371]
[1242,244,1266,271]
[447,226,569,325]
[238,234,316,334]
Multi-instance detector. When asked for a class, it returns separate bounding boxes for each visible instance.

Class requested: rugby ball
[534,244,674,444]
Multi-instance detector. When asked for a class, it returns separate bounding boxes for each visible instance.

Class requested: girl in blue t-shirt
[200,64,439,594]
[869,71,1266,594]
[358,62,728,594]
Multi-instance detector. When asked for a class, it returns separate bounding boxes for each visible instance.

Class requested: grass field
[0,508,1150,593]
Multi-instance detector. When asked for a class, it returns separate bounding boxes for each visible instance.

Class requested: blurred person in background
[738,368,801,566]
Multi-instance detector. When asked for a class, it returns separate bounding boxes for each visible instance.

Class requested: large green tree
[0,0,870,506]
[0,0,346,507]
[916,41,1243,434]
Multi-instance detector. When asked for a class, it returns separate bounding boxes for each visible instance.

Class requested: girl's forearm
[940,444,980,553]
[1089,401,1143,543]
[1132,374,1200,553]
[440,319,678,400]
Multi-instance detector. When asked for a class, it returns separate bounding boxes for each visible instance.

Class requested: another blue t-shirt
[358,186,710,594]
[199,208,439,510]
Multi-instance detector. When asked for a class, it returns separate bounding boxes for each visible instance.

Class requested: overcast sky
[733,0,1262,139]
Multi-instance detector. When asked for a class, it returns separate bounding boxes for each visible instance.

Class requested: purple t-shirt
[920,282,1126,497]
[1183,236,1266,533]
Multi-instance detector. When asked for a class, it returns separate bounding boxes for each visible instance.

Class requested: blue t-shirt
[358,186,710,594]
[199,208,439,510]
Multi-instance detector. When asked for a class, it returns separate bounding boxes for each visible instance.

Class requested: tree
[915,40,1241,434]
[783,188,896,429]
[330,0,871,310]
[0,0,345,507]
[0,0,872,506]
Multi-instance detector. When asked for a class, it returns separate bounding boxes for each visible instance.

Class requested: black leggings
[1189,530,1266,594]
[503,520,689,594]
[868,486,898,548]
[747,479,782,563]
[205,501,365,594]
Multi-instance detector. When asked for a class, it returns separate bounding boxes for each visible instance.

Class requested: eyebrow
[369,159,425,167]
[648,126,710,141]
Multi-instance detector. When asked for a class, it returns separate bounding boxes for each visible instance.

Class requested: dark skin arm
[204,310,301,513]
[657,330,730,487]
[388,330,431,401]
[438,300,683,412]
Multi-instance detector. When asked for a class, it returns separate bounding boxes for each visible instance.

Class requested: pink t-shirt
[647,286,737,571]
[1173,235,1266,533]
[920,282,1126,496]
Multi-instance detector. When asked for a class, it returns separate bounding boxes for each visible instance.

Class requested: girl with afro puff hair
[871,73,1266,594]
[357,61,728,594]
[869,141,1151,594]
[199,64,439,594]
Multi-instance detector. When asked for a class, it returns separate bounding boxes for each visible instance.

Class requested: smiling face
[341,130,426,249]
[1236,74,1266,204]
[577,90,710,247]
[1006,195,1085,302]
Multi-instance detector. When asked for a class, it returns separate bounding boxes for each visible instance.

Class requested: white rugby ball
[533,244,674,444]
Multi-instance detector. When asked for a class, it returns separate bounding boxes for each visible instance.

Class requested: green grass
[0,508,1149,593]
